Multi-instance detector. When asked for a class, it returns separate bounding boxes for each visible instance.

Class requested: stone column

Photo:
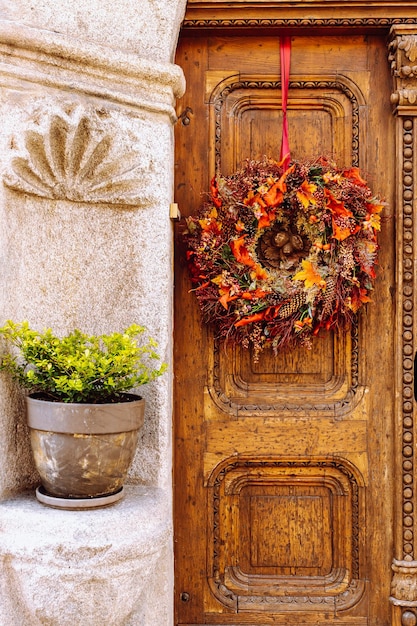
[0,2,186,624]
[389,25,417,626]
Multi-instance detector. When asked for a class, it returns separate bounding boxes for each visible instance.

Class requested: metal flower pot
[26,393,145,508]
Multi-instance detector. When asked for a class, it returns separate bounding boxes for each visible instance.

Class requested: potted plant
[0,321,167,509]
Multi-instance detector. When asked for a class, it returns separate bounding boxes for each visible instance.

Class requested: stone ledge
[0,19,185,119]
[0,485,172,625]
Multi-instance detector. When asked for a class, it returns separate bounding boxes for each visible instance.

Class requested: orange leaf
[234,311,266,327]
[257,208,276,230]
[230,236,255,267]
[263,183,284,207]
[210,177,218,196]
[241,288,271,300]
[324,188,353,218]
[244,191,267,208]
[347,287,372,313]
[296,180,317,209]
[252,264,269,280]
[195,281,210,290]
[366,201,383,215]
[332,219,360,241]
[219,292,239,309]
[243,189,256,205]
[342,167,367,186]
[210,177,222,208]
[293,260,326,289]
[218,285,240,309]
[198,217,222,233]
[264,305,282,320]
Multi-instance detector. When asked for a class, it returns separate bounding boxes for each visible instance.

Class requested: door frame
[177,4,417,624]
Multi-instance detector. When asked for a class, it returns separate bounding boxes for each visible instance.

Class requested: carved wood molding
[397,116,416,563]
[391,560,417,607]
[390,112,417,625]
[208,457,364,612]
[208,294,362,417]
[390,26,417,112]
[389,25,417,624]
[182,16,417,31]
[212,77,362,174]
[390,43,416,563]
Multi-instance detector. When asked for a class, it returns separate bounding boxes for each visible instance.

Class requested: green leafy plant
[0,321,167,403]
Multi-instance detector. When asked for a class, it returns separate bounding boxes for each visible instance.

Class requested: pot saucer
[35,485,124,510]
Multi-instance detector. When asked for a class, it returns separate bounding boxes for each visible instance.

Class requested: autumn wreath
[184,157,383,359]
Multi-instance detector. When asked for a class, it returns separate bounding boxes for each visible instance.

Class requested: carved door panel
[174,32,395,625]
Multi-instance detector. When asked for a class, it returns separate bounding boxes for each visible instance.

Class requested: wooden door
[174,31,395,626]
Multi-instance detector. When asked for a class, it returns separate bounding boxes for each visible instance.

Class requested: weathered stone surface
[0,0,187,63]
[0,16,184,498]
[4,103,167,206]
[0,486,172,625]
[0,1,186,623]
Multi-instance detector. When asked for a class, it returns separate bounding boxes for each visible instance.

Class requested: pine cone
[278,292,306,318]
[321,276,337,318]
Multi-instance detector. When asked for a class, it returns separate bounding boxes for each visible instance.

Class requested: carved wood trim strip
[208,323,362,416]
[183,17,417,31]
[208,458,363,611]
[212,78,361,174]
[389,116,417,624]
[399,117,415,563]
[389,26,417,622]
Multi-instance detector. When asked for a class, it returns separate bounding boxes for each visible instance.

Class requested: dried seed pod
[291,234,304,250]
[274,231,290,247]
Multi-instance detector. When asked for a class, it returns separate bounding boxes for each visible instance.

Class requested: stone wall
[0,1,186,623]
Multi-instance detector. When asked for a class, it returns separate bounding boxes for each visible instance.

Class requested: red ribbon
[279,36,291,170]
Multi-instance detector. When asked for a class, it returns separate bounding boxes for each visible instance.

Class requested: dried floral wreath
[184,156,383,359]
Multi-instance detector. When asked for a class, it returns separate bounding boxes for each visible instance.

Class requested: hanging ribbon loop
[279,36,292,170]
